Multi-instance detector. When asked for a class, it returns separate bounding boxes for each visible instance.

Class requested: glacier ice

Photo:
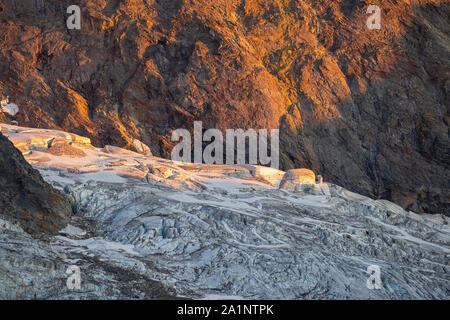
[0,124,448,300]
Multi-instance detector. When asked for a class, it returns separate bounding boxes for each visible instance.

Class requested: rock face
[0,132,71,237]
[0,0,448,215]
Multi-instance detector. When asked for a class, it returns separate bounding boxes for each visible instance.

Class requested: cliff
[0,0,448,214]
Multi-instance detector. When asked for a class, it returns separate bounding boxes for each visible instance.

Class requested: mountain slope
[0,0,448,215]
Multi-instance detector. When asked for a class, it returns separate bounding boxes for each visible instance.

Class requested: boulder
[132,139,152,155]
[279,169,316,191]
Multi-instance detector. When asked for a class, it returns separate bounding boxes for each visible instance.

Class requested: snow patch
[1,98,19,116]
[59,224,87,237]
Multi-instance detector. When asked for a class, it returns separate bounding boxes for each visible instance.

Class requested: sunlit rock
[132,139,152,155]
[279,168,316,191]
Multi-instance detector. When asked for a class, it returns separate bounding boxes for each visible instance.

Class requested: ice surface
[59,224,87,237]
[0,124,449,299]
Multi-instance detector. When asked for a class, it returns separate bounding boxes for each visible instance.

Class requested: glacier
[0,124,448,299]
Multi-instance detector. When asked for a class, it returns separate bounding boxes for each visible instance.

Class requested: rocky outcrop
[0,0,448,214]
[0,131,71,237]
[279,168,316,191]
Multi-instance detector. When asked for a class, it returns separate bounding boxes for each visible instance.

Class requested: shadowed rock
[0,132,71,237]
